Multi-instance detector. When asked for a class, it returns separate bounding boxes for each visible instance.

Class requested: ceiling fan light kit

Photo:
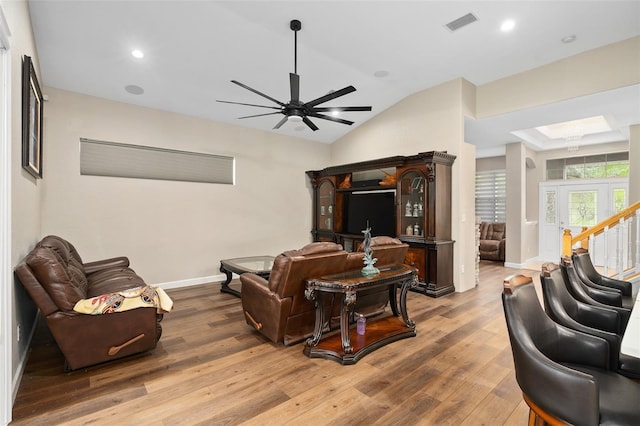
[217,19,372,132]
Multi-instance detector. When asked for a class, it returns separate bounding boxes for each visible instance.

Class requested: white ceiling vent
[445,13,478,32]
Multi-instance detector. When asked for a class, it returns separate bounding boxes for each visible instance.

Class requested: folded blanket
[73,285,173,315]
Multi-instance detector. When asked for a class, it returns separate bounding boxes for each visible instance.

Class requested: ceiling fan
[217,19,372,131]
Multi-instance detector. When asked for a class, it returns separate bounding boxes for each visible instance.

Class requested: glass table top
[221,256,275,273]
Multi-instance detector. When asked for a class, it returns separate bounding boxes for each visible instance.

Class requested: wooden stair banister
[562,201,640,257]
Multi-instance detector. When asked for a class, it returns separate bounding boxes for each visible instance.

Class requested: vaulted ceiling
[28,1,640,156]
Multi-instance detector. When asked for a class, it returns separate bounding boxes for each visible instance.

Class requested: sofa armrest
[239,272,269,289]
[240,273,291,343]
[499,239,506,261]
[83,256,130,274]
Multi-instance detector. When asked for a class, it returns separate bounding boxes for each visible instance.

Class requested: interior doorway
[539,179,628,265]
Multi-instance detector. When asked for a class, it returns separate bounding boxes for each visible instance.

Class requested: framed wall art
[22,55,43,178]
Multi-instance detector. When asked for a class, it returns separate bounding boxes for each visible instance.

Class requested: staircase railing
[562,200,640,279]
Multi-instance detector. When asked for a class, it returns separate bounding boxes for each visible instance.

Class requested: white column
[505,143,526,266]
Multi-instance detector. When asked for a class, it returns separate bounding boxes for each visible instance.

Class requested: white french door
[539,179,628,264]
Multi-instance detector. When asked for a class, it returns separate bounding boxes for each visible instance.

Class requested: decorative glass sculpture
[361,225,379,276]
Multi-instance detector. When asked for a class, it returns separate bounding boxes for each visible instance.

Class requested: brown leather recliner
[479,222,506,261]
[240,242,348,345]
[15,235,164,371]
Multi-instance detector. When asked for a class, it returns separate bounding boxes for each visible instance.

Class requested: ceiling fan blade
[305,86,356,108]
[273,116,289,129]
[309,112,354,126]
[290,73,300,103]
[237,112,283,119]
[216,100,281,110]
[303,116,319,131]
[311,106,372,112]
[231,80,286,107]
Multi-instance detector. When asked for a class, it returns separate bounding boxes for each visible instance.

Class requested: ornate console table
[303,263,418,364]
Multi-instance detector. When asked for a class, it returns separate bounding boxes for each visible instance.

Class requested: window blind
[475,170,506,222]
[80,138,234,185]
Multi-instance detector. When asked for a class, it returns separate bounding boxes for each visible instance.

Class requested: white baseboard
[154,274,228,290]
[504,257,542,270]
[12,312,39,405]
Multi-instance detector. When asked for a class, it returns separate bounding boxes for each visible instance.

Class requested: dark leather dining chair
[573,249,638,309]
[560,257,631,332]
[502,274,640,425]
[540,263,640,379]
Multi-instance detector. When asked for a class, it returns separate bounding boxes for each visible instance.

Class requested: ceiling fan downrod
[291,19,301,75]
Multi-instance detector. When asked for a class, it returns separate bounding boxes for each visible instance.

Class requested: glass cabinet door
[399,171,425,237]
[317,180,334,231]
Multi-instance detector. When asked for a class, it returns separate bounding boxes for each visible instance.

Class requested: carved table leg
[400,275,418,328]
[219,262,239,297]
[389,283,399,316]
[305,288,325,347]
[341,291,356,354]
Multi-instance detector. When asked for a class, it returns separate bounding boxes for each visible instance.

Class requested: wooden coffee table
[219,256,274,297]
[304,263,418,364]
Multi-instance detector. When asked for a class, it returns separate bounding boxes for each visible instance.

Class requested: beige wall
[331,79,478,292]
[4,0,41,400]
[41,87,331,284]
[476,156,506,172]
[477,36,640,118]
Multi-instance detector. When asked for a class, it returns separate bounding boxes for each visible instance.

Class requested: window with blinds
[80,138,235,184]
[475,170,506,222]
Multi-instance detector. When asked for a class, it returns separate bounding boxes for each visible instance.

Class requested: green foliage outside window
[547,154,629,180]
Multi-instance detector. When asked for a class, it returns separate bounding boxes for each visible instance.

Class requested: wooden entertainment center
[306,151,456,297]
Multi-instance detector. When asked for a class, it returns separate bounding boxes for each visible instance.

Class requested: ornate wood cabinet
[306,151,456,297]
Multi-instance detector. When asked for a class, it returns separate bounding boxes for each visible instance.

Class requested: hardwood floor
[11,261,540,425]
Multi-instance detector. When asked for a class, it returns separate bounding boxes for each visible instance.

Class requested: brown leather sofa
[15,235,164,371]
[240,237,409,345]
[479,221,506,261]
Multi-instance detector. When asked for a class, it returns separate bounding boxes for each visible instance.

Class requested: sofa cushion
[38,235,88,294]
[479,222,490,240]
[283,241,343,257]
[26,247,86,311]
[490,222,506,240]
[480,240,501,252]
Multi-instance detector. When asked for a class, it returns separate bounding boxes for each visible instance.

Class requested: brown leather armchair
[240,242,348,345]
[478,222,505,261]
[15,235,164,371]
[503,274,640,425]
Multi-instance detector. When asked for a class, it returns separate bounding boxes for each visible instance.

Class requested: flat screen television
[345,190,396,237]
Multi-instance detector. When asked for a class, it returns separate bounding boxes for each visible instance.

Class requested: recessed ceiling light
[331,110,340,117]
[125,85,144,95]
[561,35,577,44]
[131,49,144,59]
[500,19,515,32]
